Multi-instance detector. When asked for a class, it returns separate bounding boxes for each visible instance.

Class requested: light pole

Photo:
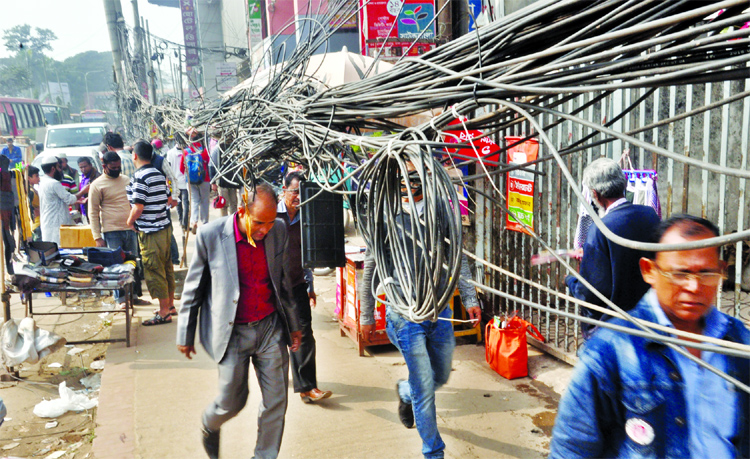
[84,70,107,109]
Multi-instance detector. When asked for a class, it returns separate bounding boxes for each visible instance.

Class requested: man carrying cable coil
[550,215,750,458]
[360,162,481,459]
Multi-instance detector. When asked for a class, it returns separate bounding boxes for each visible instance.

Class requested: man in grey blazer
[176,183,301,459]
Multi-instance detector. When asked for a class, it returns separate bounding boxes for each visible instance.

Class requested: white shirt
[39,175,77,245]
[166,146,187,190]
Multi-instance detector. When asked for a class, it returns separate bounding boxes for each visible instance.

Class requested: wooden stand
[337,254,390,356]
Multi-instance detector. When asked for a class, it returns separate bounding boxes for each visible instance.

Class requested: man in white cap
[39,155,83,245]
[57,152,79,187]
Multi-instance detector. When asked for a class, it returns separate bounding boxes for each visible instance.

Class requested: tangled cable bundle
[356,137,462,322]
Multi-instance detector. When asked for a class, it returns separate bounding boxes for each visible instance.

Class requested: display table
[9,281,134,347]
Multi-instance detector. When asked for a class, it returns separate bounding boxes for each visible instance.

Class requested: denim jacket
[550,296,750,459]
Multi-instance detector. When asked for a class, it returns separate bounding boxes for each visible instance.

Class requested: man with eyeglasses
[566,158,660,339]
[276,171,332,403]
[551,214,750,459]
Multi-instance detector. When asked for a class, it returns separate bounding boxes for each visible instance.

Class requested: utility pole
[103,0,126,88]
[131,0,148,97]
[145,19,158,104]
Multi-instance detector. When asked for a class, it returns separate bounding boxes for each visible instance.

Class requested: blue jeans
[386,305,455,459]
[103,230,139,303]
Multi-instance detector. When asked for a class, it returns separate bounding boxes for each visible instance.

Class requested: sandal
[142,313,172,326]
[152,306,178,316]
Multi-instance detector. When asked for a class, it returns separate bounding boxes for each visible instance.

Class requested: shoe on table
[300,388,332,403]
[201,426,220,459]
[396,380,414,429]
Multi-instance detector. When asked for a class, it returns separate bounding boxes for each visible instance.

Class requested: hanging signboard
[359,0,436,58]
[247,0,264,48]
[505,136,539,234]
[442,116,501,166]
[180,0,200,67]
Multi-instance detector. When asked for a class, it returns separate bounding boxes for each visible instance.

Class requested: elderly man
[0,137,22,168]
[38,155,81,245]
[177,183,301,459]
[277,171,331,403]
[551,215,750,458]
[566,158,660,338]
[58,152,79,186]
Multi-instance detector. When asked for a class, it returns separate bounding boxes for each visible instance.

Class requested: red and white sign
[442,116,501,166]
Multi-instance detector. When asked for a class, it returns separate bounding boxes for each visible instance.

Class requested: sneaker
[201,426,220,459]
[396,380,414,429]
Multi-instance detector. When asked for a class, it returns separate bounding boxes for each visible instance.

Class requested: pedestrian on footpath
[566,158,660,339]
[176,183,301,459]
[277,171,332,403]
[88,151,151,307]
[126,140,176,324]
[360,163,481,459]
[167,136,190,231]
[208,130,240,217]
[180,130,211,234]
[550,215,750,459]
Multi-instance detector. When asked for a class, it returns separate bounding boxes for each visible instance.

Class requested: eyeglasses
[286,188,300,195]
[653,264,725,287]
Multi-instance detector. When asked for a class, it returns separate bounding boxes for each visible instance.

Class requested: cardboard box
[59,225,97,248]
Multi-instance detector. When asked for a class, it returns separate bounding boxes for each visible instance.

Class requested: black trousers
[290,282,317,393]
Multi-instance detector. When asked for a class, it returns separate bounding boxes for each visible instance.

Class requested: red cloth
[179,141,210,182]
[233,214,275,323]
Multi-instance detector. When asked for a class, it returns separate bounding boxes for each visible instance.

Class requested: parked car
[33,122,109,174]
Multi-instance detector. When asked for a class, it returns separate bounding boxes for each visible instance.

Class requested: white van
[34,122,108,173]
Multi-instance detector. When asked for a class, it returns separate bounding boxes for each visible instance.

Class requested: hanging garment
[574,186,594,250]
[644,176,661,218]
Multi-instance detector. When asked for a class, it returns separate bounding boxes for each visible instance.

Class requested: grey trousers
[219,187,239,217]
[189,181,211,225]
[203,312,290,459]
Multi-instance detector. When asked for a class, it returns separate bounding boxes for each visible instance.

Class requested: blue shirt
[646,290,736,459]
[0,145,22,168]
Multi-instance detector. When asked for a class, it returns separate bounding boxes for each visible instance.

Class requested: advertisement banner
[505,137,539,234]
[360,0,436,57]
[180,0,200,67]
[247,0,264,47]
[215,62,238,92]
[442,116,501,166]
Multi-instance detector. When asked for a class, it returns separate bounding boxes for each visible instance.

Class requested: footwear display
[300,388,332,403]
[142,313,172,326]
[396,380,414,428]
[201,426,220,459]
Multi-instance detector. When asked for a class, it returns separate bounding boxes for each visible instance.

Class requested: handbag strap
[526,323,545,342]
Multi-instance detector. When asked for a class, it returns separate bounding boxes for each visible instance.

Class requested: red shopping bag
[485,316,545,380]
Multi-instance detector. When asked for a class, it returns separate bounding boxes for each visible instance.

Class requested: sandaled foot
[142,313,172,326]
[153,306,178,316]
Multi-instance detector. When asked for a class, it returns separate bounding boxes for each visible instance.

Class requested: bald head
[242,183,278,241]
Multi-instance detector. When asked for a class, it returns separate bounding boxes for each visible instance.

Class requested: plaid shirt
[117,150,136,178]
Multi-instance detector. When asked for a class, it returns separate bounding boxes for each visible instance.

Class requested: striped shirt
[126,164,171,233]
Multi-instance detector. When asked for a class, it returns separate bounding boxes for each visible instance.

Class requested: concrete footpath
[92,212,573,459]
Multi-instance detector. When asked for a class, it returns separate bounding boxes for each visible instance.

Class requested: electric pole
[131,0,148,98]
[103,0,126,87]
[145,19,158,104]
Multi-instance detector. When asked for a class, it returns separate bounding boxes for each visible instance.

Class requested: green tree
[0,64,32,96]
[2,25,57,54]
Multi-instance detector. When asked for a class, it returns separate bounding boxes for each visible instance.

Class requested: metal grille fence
[472,72,750,362]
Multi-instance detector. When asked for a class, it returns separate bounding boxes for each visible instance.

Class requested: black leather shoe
[201,426,220,459]
[396,380,414,429]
